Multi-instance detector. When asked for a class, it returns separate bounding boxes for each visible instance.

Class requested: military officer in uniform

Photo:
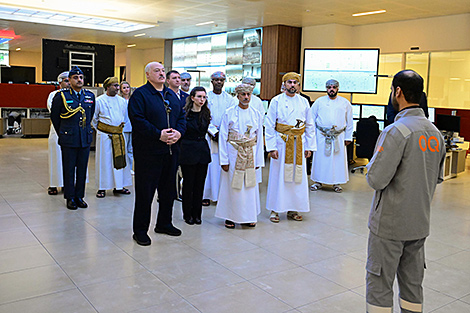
[51,66,95,210]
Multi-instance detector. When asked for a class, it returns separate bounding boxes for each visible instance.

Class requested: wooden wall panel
[260,25,302,100]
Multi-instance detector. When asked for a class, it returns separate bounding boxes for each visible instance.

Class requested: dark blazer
[180,90,189,108]
[128,82,186,155]
[179,110,211,165]
[168,88,189,108]
[51,88,95,148]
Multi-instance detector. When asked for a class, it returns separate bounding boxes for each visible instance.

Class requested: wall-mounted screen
[303,48,380,94]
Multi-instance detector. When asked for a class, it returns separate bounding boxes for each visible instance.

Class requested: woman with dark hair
[179,86,211,225]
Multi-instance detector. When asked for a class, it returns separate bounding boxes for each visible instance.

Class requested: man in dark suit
[51,66,95,210]
[166,70,189,107]
[129,62,186,246]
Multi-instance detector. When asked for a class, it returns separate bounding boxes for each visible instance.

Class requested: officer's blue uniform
[51,87,95,201]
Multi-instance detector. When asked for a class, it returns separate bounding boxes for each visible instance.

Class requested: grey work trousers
[366,231,426,313]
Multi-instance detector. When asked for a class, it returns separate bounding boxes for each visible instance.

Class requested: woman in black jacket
[179,87,211,225]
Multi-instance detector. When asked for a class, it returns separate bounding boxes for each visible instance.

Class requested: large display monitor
[302,48,380,94]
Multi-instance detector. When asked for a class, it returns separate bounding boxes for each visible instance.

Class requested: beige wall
[351,14,470,53]
[301,13,470,102]
[9,51,42,83]
[122,42,165,88]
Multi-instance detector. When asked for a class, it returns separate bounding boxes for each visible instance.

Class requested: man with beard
[92,77,132,198]
[365,70,445,313]
[310,79,353,193]
[202,71,237,206]
[215,83,264,228]
[180,72,192,93]
[128,62,186,246]
[265,72,315,223]
[51,67,95,210]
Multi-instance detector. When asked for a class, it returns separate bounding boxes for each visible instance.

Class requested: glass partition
[428,50,470,109]
[172,28,262,95]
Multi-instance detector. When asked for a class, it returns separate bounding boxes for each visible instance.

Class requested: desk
[443,152,453,180]
[22,118,50,137]
[452,150,466,176]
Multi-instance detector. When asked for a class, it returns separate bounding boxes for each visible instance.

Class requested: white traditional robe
[47,90,63,187]
[215,105,264,223]
[232,94,266,183]
[121,96,133,172]
[310,95,353,185]
[203,91,237,201]
[92,94,132,190]
[265,93,315,213]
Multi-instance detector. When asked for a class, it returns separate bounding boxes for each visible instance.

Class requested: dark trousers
[133,152,178,235]
[181,163,208,221]
[61,146,90,199]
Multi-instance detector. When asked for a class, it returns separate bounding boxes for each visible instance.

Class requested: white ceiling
[1,0,469,52]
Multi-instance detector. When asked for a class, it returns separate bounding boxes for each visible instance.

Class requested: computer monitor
[378,121,385,131]
[434,114,460,133]
[362,105,385,120]
[428,108,435,123]
[352,104,361,119]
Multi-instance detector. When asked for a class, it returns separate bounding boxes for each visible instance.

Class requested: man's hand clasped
[160,128,181,145]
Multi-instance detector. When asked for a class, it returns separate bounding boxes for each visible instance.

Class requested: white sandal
[333,185,343,193]
[270,211,280,223]
[287,211,303,221]
[310,182,322,191]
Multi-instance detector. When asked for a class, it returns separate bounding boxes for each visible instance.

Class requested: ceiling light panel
[0,5,155,33]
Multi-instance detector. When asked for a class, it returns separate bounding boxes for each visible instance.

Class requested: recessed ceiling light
[196,21,214,26]
[127,44,136,48]
[352,10,386,17]
[134,33,146,37]
[15,47,20,51]
[0,5,155,32]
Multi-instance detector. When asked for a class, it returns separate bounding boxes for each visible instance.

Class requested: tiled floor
[0,137,469,313]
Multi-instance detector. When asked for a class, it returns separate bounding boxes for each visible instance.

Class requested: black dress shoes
[194,218,202,225]
[66,199,78,210]
[154,225,182,236]
[133,233,151,246]
[184,217,195,225]
[75,198,88,208]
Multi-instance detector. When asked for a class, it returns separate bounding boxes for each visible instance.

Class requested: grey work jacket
[366,107,445,241]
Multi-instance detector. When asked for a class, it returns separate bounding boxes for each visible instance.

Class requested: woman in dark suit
[179,87,211,225]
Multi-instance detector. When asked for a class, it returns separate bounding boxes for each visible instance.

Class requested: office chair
[351,116,380,174]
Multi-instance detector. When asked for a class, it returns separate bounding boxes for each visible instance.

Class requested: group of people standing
[48,69,134,209]
[47,63,357,230]
[47,63,446,313]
